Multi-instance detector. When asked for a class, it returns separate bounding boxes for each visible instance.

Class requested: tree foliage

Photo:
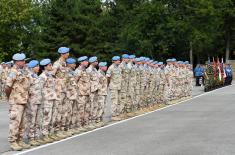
[0,0,234,63]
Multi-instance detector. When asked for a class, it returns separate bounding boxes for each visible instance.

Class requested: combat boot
[73,128,81,134]
[78,127,87,132]
[62,130,71,137]
[10,142,23,151]
[137,108,145,114]
[28,139,40,146]
[56,131,67,139]
[18,141,31,149]
[49,134,59,141]
[68,129,76,135]
[94,122,102,128]
[98,121,106,127]
[42,135,53,143]
[112,116,122,121]
[126,112,135,117]
[65,130,73,137]
[36,138,45,145]
[87,123,96,130]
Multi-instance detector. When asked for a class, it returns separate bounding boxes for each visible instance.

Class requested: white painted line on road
[15,84,234,155]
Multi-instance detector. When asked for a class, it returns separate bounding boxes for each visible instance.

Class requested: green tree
[0,0,39,61]
[37,0,103,60]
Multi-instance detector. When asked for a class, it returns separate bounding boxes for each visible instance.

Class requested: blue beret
[1,62,5,65]
[144,58,150,62]
[112,56,120,61]
[135,58,141,62]
[140,57,145,61]
[171,58,177,62]
[5,62,12,65]
[154,61,158,64]
[149,60,154,63]
[89,56,97,63]
[122,54,129,59]
[158,62,163,65]
[66,58,76,64]
[28,60,39,68]
[40,58,51,66]
[184,61,189,64]
[129,55,136,59]
[77,56,88,62]
[98,62,107,67]
[12,53,26,61]
[58,47,70,54]
[166,59,172,62]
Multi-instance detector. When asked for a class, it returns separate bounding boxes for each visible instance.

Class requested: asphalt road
[3,84,232,155]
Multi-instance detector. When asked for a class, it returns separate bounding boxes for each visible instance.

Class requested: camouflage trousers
[90,91,99,123]
[110,89,121,117]
[62,99,74,130]
[158,84,166,103]
[27,104,42,140]
[8,104,27,143]
[135,89,141,109]
[42,100,54,136]
[126,87,135,113]
[0,82,6,100]
[140,86,148,107]
[54,93,66,132]
[78,95,89,126]
[119,91,127,114]
[97,95,106,121]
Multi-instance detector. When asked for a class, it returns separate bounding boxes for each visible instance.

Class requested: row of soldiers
[0,47,193,151]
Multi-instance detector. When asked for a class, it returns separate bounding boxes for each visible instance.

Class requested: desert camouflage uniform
[135,64,142,110]
[97,69,108,121]
[75,65,90,126]
[27,72,43,140]
[119,61,130,114]
[126,62,136,112]
[40,71,57,136]
[159,67,167,104]
[86,65,99,123]
[0,66,8,100]
[6,66,30,143]
[53,58,68,131]
[106,64,122,117]
[65,68,78,130]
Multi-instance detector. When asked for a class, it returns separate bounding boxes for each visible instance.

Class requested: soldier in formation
[1,49,193,151]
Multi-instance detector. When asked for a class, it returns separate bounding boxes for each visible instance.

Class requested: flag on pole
[212,57,217,80]
[221,57,226,79]
[217,57,222,81]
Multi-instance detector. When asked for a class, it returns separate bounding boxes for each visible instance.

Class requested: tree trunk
[189,42,193,65]
[225,32,230,62]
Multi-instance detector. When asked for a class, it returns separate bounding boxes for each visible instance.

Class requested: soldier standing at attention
[6,53,31,151]
[75,56,91,131]
[126,55,136,117]
[64,58,78,135]
[27,60,43,146]
[119,54,130,118]
[40,59,57,143]
[53,47,69,138]
[133,57,142,114]
[106,56,122,121]
[97,62,108,127]
[86,56,99,129]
